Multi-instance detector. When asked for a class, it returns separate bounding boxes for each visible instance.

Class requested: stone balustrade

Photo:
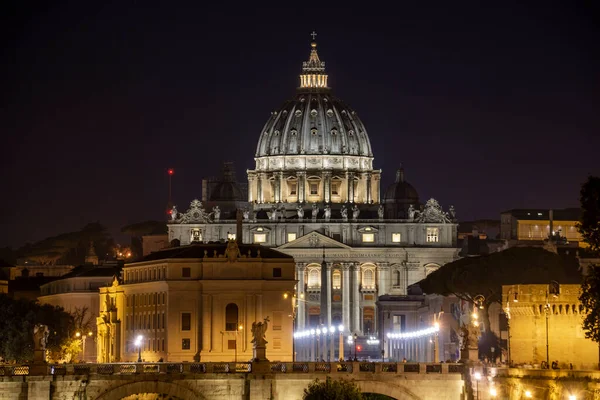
[0,361,463,377]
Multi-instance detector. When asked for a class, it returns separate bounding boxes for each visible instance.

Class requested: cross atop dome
[300,32,328,90]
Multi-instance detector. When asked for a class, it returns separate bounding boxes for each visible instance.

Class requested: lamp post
[235,324,243,363]
[353,333,358,361]
[474,372,481,400]
[75,331,94,362]
[135,335,143,362]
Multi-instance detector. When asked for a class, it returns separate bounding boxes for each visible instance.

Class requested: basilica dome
[255,41,373,160]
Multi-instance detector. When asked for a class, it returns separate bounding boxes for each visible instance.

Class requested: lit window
[254,233,267,243]
[308,269,320,287]
[227,232,236,240]
[331,182,340,195]
[182,338,190,350]
[426,227,439,243]
[362,269,374,289]
[362,233,375,243]
[332,270,341,289]
[191,229,202,242]
[310,183,318,195]
[287,233,297,242]
[392,233,401,243]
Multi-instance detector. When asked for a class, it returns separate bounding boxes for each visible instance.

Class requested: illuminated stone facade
[502,283,597,369]
[166,39,460,361]
[96,241,295,363]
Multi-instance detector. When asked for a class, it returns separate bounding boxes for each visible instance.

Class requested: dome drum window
[310,109,318,117]
[295,110,302,117]
[326,109,334,117]
[290,128,297,135]
[310,128,318,135]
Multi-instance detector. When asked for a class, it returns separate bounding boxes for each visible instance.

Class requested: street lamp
[489,387,497,398]
[353,333,358,361]
[473,372,481,400]
[75,331,94,362]
[525,390,532,398]
[235,324,243,363]
[135,335,143,362]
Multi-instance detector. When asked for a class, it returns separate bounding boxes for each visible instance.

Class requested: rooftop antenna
[167,168,174,214]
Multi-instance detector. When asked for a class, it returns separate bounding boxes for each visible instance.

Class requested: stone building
[166,38,460,360]
[502,283,596,369]
[96,241,295,363]
[38,246,122,362]
[500,208,583,246]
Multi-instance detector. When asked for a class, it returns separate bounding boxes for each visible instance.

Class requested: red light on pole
[168,169,174,175]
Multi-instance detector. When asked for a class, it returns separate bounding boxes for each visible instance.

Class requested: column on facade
[323,171,331,204]
[347,172,355,203]
[274,172,281,203]
[342,263,350,332]
[365,173,372,204]
[320,262,331,327]
[351,263,361,333]
[247,174,255,202]
[297,263,306,330]
[297,171,306,203]
[202,294,212,352]
[257,174,263,203]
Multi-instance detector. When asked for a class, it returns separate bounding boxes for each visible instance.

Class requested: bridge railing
[0,362,464,377]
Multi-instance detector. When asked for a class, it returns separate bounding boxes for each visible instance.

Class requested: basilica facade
[167,39,460,361]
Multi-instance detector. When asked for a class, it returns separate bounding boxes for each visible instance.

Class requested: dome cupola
[248,34,381,206]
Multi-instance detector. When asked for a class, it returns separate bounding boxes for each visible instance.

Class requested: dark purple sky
[2,2,599,248]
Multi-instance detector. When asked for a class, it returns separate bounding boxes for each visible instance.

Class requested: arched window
[394,270,401,287]
[308,269,320,288]
[332,270,341,289]
[362,269,374,289]
[225,303,239,331]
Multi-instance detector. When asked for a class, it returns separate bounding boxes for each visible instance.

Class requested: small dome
[384,168,419,203]
[209,182,244,202]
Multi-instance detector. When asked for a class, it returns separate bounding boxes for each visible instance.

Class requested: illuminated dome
[247,37,381,205]
[255,41,373,160]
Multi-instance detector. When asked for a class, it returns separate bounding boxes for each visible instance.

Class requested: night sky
[2,2,598,248]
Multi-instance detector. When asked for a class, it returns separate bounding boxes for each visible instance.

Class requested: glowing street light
[525,390,532,398]
[135,335,143,362]
[489,387,497,398]
[473,372,481,400]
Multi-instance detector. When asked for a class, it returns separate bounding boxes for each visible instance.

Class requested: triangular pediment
[277,231,351,250]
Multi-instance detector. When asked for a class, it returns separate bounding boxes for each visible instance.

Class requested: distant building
[457,220,500,240]
[141,234,169,256]
[96,241,295,363]
[503,282,595,369]
[38,261,122,362]
[500,208,582,246]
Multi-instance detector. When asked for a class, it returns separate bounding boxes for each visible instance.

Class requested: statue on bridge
[32,324,49,365]
[251,316,270,362]
[33,324,49,351]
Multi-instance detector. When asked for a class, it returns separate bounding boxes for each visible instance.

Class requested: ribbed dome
[209,182,244,201]
[255,93,373,157]
[255,40,373,158]
[384,168,419,203]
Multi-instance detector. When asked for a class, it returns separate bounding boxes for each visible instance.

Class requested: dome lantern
[299,32,329,91]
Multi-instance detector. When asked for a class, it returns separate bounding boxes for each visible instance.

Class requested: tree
[303,377,363,400]
[419,247,580,333]
[577,176,600,344]
[578,176,600,252]
[0,295,74,363]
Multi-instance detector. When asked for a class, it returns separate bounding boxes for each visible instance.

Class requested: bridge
[0,361,466,400]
